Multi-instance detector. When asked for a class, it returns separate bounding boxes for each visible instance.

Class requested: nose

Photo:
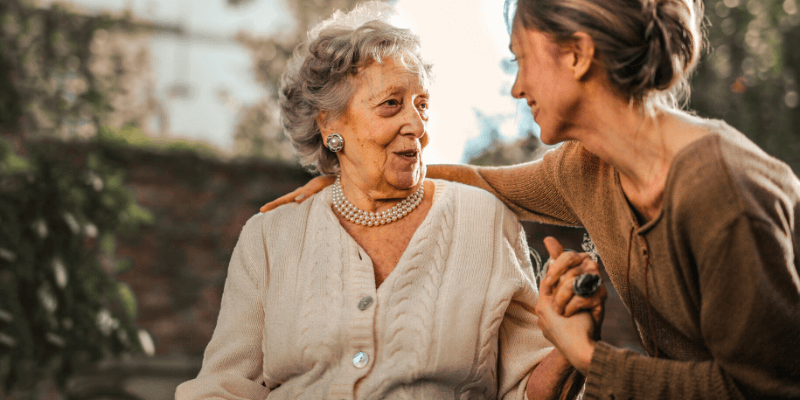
[400,103,427,139]
[511,70,524,99]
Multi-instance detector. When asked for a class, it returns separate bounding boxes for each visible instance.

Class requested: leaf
[114,258,133,274]
[100,233,115,257]
[125,203,154,225]
[116,283,137,321]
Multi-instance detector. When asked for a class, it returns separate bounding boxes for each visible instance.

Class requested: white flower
[84,223,98,239]
[52,258,68,289]
[37,284,58,313]
[32,219,48,238]
[87,171,104,191]
[96,309,119,336]
[138,329,155,356]
[63,213,80,234]
[0,248,16,262]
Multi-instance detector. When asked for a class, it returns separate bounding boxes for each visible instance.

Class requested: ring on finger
[573,273,602,297]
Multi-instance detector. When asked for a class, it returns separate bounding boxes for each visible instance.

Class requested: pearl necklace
[332,175,424,226]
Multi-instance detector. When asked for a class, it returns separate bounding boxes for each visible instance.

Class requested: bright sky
[42,0,529,164]
[394,0,523,164]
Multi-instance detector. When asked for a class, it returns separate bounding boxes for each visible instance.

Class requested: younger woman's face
[510,22,583,144]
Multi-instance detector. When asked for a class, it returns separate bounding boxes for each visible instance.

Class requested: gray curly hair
[279,1,433,175]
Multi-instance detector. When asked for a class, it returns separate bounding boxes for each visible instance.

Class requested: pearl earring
[326,133,344,152]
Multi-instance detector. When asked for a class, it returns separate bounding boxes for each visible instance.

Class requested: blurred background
[0,0,797,398]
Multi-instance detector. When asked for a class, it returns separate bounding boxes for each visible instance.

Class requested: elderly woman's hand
[535,237,606,375]
[260,175,336,213]
[535,290,596,376]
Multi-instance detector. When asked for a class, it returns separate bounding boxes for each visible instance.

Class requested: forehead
[510,25,560,59]
[509,20,528,54]
[354,58,429,98]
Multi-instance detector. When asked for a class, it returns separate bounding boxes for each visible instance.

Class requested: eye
[417,101,428,110]
[383,99,400,107]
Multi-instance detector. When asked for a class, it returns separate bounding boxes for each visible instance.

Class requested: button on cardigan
[176,180,553,400]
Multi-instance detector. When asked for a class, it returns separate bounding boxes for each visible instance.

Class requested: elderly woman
[176,3,602,400]
[262,0,800,398]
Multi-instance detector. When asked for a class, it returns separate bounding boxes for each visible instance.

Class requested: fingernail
[295,194,307,201]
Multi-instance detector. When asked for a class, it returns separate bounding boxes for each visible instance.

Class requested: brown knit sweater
[430,120,800,399]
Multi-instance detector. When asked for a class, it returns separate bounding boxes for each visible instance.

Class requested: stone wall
[104,145,313,356]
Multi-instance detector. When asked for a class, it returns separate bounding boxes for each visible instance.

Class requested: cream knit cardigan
[175,180,552,400]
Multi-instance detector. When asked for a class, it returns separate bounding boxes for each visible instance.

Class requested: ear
[569,32,595,80]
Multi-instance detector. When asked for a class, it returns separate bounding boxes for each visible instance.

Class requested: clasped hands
[536,236,607,376]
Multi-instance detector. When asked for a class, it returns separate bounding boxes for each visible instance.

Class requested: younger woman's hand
[260,175,336,213]
[541,237,607,328]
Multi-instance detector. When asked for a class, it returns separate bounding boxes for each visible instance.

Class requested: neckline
[614,131,720,233]
[320,179,449,291]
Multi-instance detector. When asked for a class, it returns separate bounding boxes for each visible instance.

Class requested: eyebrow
[367,86,402,103]
[367,84,428,103]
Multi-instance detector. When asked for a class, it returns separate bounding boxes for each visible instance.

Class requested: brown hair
[508,0,705,113]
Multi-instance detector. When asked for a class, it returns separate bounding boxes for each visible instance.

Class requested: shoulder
[665,122,800,268]
[236,191,324,256]
[433,179,526,243]
[433,179,519,220]
[551,141,615,205]
[435,178,500,202]
[257,189,324,228]
[668,121,800,225]
[430,180,534,284]
[712,122,800,208]
[552,140,610,181]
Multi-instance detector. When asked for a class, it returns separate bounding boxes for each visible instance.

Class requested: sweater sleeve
[496,204,555,399]
[175,215,271,400]
[429,143,582,226]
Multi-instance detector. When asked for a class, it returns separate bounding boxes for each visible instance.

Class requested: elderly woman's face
[329,58,429,194]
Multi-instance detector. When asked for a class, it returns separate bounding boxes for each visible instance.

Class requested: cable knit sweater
[431,120,800,399]
[175,180,553,400]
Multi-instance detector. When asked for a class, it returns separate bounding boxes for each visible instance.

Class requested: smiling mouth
[395,149,419,159]
[528,102,539,118]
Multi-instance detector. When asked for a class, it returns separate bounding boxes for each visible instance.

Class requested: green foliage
[0,54,22,130]
[97,124,224,159]
[0,135,152,395]
[690,0,800,172]
[0,0,162,141]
